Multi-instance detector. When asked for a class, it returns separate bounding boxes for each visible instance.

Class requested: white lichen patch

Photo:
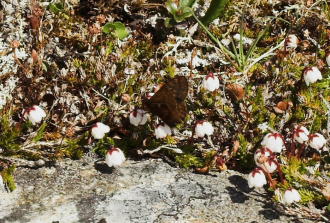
[0,0,30,77]
[0,76,18,109]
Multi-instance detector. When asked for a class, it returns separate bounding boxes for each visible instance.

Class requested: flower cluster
[248,125,328,205]
[248,133,283,189]
[292,125,327,155]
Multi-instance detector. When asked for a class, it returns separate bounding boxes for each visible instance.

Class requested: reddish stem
[272,158,286,184]
[288,133,296,158]
[259,167,277,189]
[296,143,306,158]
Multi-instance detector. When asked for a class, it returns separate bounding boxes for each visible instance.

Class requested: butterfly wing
[144,76,188,127]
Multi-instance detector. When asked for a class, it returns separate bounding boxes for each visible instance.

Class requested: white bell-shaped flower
[247,168,267,188]
[263,158,278,173]
[129,109,149,126]
[304,67,322,86]
[155,123,172,139]
[23,105,46,125]
[105,147,126,167]
[195,121,214,138]
[202,73,220,92]
[261,133,284,153]
[286,34,298,49]
[309,133,327,150]
[293,126,310,144]
[283,188,301,204]
[326,52,330,67]
[254,147,273,167]
[91,122,110,139]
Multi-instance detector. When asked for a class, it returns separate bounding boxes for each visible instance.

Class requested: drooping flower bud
[129,109,149,126]
[286,34,298,49]
[293,126,310,144]
[254,147,273,167]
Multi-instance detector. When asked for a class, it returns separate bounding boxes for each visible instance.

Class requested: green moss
[222,105,233,116]
[0,112,21,154]
[165,64,176,79]
[299,188,325,204]
[281,157,306,183]
[202,95,214,107]
[291,106,305,122]
[311,114,323,132]
[175,154,203,169]
[105,41,114,55]
[236,133,254,170]
[268,113,277,129]
[1,165,16,191]
[72,58,83,68]
[248,63,264,74]
[136,40,154,60]
[250,86,270,124]
[60,132,89,159]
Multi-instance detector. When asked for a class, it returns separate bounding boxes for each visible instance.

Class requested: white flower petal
[202,74,220,92]
[195,121,214,138]
[24,105,46,125]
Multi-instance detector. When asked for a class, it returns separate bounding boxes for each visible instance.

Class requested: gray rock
[0,157,314,223]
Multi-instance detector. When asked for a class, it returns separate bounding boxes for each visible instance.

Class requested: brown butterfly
[143,76,188,127]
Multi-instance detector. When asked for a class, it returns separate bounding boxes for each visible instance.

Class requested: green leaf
[165,0,195,23]
[201,0,230,26]
[166,1,179,15]
[49,3,64,14]
[102,22,129,40]
[1,166,16,191]
[33,122,47,142]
